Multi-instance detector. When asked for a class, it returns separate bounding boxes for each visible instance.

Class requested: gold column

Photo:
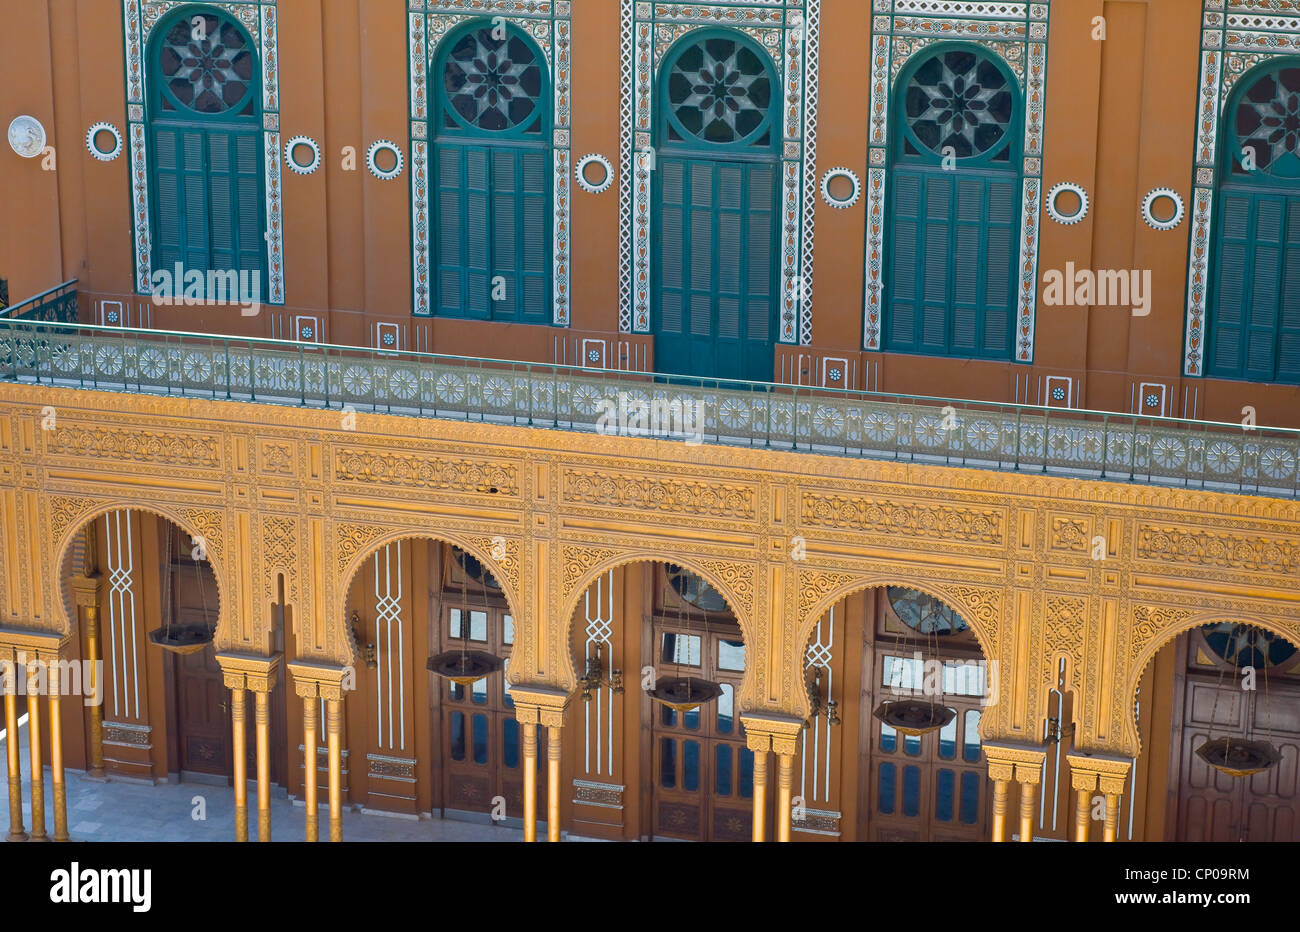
[47,655,68,842]
[230,683,248,842]
[254,689,271,842]
[1103,792,1119,843]
[988,760,1012,842]
[1066,752,1131,845]
[1017,769,1038,843]
[546,724,562,842]
[1075,788,1091,842]
[4,672,26,841]
[83,606,105,779]
[750,740,768,843]
[26,660,46,841]
[775,752,794,843]
[326,698,342,842]
[521,720,538,843]
[302,696,318,843]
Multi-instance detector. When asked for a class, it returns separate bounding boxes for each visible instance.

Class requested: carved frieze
[562,469,757,520]
[335,449,518,496]
[45,425,221,469]
[1137,524,1300,575]
[800,493,1004,544]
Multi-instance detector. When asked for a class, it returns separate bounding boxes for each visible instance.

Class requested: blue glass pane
[503,718,519,768]
[450,711,466,761]
[904,733,921,756]
[903,765,920,817]
[959,771,980,824]
[880,721,897,753]
[661,704,676,727]
[739,747,754,798]
[878,762,895,814]
[717,684,734,734]
[661,738,676,788]
[936,769,954,821]
[684,705,700,730]
[472,713,488,764]
[716,745,733,796]
[472,676,487,705]
[450,682,464,701]
[684,741,700,791]
[938,713,957,760]
[964,710,982,762]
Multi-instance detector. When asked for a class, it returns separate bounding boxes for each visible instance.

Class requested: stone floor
[1,715,522,843]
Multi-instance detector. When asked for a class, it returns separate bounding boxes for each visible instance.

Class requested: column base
[85,768,107,781]
[5,831,29,842]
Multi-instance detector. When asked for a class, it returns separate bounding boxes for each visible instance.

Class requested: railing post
[299,342,307,406]
[1041,405,1050,473]
[1129,417,1138,483]
[1013,406,1022,471]
[1100,414,1109,480]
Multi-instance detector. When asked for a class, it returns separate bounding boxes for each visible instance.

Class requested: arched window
[1207,61,1300,384]
[653,31,780,383]
[147,9,265,299]
[885,45,1020,360]
[433,23,550,322]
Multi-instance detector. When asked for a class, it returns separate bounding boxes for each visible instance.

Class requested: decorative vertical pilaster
[521,719,538,843]
[218,652,282,844]
[301,692,319,842]
[1016,765,1039,844]
[84,604,105,779]
[326,698,343,842]
[287,660,348,843]
[547,724,563,843]
[988,761,1012,843]
[749,734,769,843]
[45,645,68,842]
[254,689,271,842]
[228,682,248,842]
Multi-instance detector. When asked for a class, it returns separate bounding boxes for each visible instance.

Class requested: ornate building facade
[2,0,1300,843]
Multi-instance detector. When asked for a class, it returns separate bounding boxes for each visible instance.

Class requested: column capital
[1066,750,1131,795]
[216,651,282,693]
[0,627,69,659]
[511,684,571,728]
[67,573,102,609]
[287,659,350,701]
[740,712,804,755]
[984,741,1047,784]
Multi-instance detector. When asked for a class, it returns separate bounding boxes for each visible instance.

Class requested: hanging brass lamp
[1195,736,1280,779]
[149,521,215,655]
[871,698,955,737]
[647,675,723,713]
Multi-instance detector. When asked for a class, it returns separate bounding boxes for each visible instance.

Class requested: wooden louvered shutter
[743,162,776,379]
[234,132,264,289]
[1212,193,1251,377]
[921,175,951,354]
[208,134,236,279]
[519,149,548,322]
[152,127,185,274]
[1246,195,1285,380]
[983,179,1016,357]
[1279,199,1300,382]
[492,149,521,319]
[436,145,465,315]
[179,131,209,277]
[952,177,983,354]
[657,159,686,339]
[465,147,491,319]
[889,172,922,351]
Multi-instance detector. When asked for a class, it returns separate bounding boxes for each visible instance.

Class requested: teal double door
[652,154,780,384]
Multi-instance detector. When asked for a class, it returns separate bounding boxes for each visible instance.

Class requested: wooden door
[649,622,752,841]
[168,557,230,780]
[436,600,541,822]
[1172,627,1300,841]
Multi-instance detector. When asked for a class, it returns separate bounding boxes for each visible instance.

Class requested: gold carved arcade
[3,383,1300,759]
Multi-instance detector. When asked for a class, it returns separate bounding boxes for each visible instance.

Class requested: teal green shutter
[519,150,548,322]
[152,127,185,273]
[889,173,920,351]
[1280,200,1300,382]
[466,147,491,319]
[1246,196,1285,380]
[743,162,776,380]
[1211,193,1251,376]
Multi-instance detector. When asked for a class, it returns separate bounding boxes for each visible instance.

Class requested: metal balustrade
[1,283,1298,499]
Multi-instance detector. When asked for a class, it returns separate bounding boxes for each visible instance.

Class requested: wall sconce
[580,642,623,702]
[350,610,377,669]
[805,667,840,726]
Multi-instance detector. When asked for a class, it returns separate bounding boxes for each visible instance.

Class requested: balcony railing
[1,283,1297,499]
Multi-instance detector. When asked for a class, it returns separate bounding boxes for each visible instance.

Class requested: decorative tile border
[407,1,572,325]
[1182,0,1300,376]
[122,0,284,305]
[619,0,821,345]
[862,0,1049,361]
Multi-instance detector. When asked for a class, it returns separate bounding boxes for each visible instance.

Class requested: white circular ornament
[284,135,322,175]
[820,167,861,209]
[86,122,123,161]
[1044,181,1089,225]
[366,140,404,180]
[1141,187,1184,231]
[574,153,614,194]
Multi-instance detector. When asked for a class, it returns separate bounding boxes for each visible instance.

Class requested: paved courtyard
[1,716,523,843]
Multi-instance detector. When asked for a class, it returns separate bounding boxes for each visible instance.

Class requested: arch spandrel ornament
[555,544,759,704]
[1116,605,1300,758]
[43,499,234,649]
[792,568,1008,730]
[330,524,524,670]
